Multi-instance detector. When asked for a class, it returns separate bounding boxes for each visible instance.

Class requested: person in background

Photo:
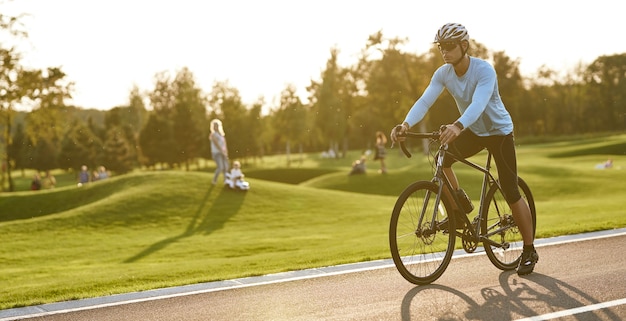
[98,166,109,180]
[31,173,41,190]
[43,170,56,189]
[228,160,245,189]
[390,23,537,275]
[209,119,229,185]
[373,131,388,174]
[349,155,367,175]
[78,165,90,186]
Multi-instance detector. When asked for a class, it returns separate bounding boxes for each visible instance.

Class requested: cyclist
[390,23,538,275]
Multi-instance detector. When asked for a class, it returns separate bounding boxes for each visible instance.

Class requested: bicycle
[389,128,536,285]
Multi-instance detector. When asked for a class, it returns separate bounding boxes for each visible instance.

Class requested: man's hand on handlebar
[391,122,410,143]
[440,123,462,145]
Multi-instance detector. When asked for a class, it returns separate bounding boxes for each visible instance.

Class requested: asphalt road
[4,229,626,321]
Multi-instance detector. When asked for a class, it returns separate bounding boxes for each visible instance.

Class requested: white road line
[515,298,626,321]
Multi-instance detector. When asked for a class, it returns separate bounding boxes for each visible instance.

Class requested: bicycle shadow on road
[400,271,619,320]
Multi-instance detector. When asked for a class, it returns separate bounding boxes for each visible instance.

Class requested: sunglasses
[437,42,459,51]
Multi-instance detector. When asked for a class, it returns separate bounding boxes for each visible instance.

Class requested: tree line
[1,16,625,192]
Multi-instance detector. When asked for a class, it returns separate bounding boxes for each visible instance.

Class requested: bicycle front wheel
[482,177,536,270]
[389,181,456,285]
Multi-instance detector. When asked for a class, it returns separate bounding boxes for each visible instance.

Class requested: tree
[58,120,103,171]
[0,46,26,191]
[1,35,72,191]
[171,67,205,170]
[492,51,524,131]
[138,113,176,168]
[8,122,26,175]
[584,54,626,132]
[26,137,57,172]
[102,125,135,174]
[106,104,147,139]
[358,31,436,153]
[273,84,307,166]
[243,101,264,160]
[126,85,149,132]
[149,71,176,117]
[142,71,178,167]
[307,47,352,157]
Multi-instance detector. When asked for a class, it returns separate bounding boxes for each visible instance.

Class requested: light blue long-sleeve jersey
[404,57,513,136]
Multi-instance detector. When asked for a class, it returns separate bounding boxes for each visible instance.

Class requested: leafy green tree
[584,53,626,132]
[171,67,206,170]
[358,32,436,153]
[526,66,561,136]
[307,47,352,157]
[243,101,264,160]
[102,126,135,174]
[1,33,71,191]
[126,85,149,132]
[25,137,57,172]
[142,71,178,167]
[8,122,26,175]
[273,84,307,166]
[0,46,26,191]
[58,120,102,171]
[105,105,145,140]
[138,113,176,168]
[492,51,523,115]
[23,105,71,172]
[149,71,176,117]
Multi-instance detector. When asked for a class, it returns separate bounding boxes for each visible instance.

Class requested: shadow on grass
[0,180,122,222]
[123,185,246,263]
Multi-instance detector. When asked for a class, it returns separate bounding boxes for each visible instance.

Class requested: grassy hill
[1,134,626,309]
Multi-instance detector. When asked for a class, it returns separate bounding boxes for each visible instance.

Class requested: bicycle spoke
[482,178,536,270]
[390,181,456,285]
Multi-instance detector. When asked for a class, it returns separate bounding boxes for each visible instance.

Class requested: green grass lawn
[1,134,626,309]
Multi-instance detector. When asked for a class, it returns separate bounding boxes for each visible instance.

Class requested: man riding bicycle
[390,23,538,275]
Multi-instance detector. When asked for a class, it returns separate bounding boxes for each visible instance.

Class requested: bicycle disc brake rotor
[417,221,437,245]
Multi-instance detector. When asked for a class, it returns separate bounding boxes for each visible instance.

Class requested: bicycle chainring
[461,217,480,253]
[461,227,478,253]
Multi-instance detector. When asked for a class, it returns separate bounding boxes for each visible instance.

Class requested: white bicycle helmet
[434,23,470,43]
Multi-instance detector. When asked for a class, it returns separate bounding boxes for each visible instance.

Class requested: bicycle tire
[482,177,537,270]
[389,181,456,285]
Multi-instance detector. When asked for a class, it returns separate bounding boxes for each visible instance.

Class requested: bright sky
[4,0,624,111]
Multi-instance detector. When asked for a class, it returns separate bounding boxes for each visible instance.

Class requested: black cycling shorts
[444,130,521,204]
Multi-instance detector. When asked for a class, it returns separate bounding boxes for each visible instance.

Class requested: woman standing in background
[209,119,229,185]
[373,131,388,174]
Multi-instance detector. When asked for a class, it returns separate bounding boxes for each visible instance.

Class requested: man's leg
[442,167,460,212]
[511,195,538,275]
[488,134,539,275]
[511,197,534,245]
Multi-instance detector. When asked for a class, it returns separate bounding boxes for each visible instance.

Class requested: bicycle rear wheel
[389,181,456,285]
[482,177,536,270]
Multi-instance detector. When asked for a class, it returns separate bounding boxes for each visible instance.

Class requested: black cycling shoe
[517,250,539,275]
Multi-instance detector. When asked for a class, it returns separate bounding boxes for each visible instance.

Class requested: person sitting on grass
[349,155,367,175]
[225,160,249,190]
